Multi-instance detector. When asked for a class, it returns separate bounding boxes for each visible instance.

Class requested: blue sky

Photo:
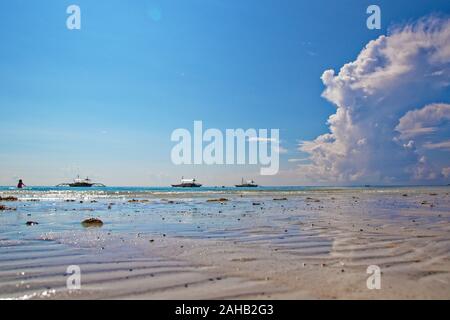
[0,0,449,186]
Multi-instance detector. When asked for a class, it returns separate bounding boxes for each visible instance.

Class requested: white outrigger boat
[171,178,202,188]
[57,176,106,188]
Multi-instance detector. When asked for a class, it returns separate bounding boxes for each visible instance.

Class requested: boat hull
[171,184,202,188]
[68,183,94,187]
[235,184,258,188]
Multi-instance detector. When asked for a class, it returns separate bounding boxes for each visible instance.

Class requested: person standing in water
[17,179,26,189]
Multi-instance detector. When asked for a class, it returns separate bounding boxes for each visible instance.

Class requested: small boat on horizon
[57,176,106,188]
[235,178,258,188]
[171,178,202,188]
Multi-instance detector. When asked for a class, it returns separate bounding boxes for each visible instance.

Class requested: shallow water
[1,186,449,242]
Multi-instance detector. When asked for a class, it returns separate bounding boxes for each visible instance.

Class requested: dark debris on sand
[0,205,16,211]
[0,196,18,202]
[128,199,150,203]
[207,198,229,203]
[81,218,104,228]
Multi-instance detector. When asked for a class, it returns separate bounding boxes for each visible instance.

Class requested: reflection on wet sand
[0,187,449,299]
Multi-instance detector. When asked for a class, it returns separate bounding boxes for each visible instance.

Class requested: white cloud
[276,146,288,154]
[288,158,309,163]
[395,103,450,181]
[396,103,450,139]
[248,137,277,142]
[442,167,450,178]
[297,16,450,184]
[247,137,287,154]
[423,140,450,150]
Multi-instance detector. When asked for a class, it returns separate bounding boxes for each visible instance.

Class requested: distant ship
[235,178,258,188]
[171,178,202,188]
[57,176,106,188]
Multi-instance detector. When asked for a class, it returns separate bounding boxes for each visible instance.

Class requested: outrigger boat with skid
[235,178,258,188]
[57,176,106,188]
[171,178,202,188]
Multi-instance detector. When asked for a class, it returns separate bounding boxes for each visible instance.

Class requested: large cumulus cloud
[298,16,450,184]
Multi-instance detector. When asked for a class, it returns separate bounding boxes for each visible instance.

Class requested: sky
[0,0,449,186]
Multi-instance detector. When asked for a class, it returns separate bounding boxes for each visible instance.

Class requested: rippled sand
[1,187,449,299]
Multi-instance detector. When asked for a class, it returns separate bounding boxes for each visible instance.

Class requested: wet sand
[1,187,449,299]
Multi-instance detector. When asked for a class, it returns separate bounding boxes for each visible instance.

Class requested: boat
[57,176,106,188]
[235,178,258,188]
[171,178,202,188]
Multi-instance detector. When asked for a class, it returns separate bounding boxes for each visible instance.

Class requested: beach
[1,186,449,299]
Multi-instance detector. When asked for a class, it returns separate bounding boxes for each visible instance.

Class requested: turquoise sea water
[1,185,449,243]
[1,185,447,194]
